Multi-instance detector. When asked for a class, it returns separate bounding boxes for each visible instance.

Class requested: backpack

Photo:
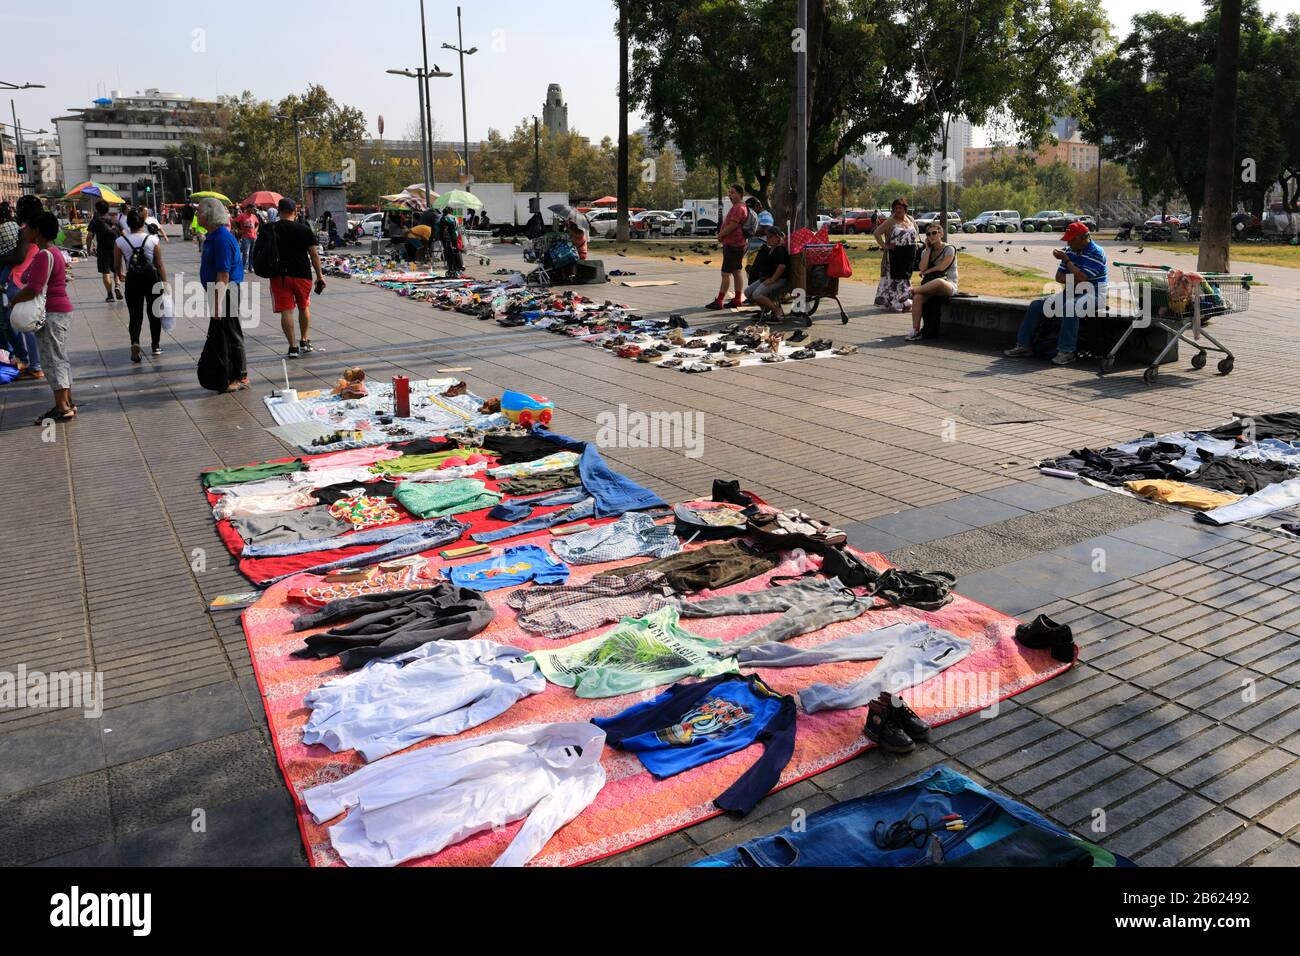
[742,207,759,238]
[251,218,282,278]
[124,235,156,280]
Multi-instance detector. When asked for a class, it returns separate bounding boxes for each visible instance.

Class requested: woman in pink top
[11,211,76,423]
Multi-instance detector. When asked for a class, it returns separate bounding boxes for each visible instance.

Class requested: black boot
[864,699,915,754]
[878,692,930,740]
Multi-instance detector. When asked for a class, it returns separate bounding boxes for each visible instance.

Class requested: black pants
[125,272,162,348]
[216,285,247,379]
[441,241,463,273]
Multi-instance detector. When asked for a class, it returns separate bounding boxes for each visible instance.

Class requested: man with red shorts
[708,184,750,310]
[269,198,327,357]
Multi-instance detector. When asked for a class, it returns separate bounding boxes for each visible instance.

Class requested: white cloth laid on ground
[212,489,317,519]
[486,451,580,479]
[302,722,606,867]
[1197,476,1300,526]
[302,640,545,762]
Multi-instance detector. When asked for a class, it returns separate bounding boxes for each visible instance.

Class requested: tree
[1199,0,1243,271]
[617,0,631,240]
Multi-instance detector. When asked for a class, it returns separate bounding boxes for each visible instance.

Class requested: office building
[54,89,218,197]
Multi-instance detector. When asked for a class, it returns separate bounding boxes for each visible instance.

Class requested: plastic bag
[827,242,853,279]
[158,290,176,331]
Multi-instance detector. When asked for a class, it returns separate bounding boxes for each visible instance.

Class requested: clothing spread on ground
[529,605,736,698]
[302,640,544,761]
[607,539,779,592]
[505,570,676,640]
[1040,413,1300,527]
[444,544,569,592]
[393,478,502,518]
[593,672,797,815]
[291,583,495,670]
[302,722,606,867]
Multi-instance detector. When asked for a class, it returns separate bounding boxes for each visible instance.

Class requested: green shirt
[372,448,489,475]
[201,460,304,488]
[529,606,738,699]
[393,478,501,518]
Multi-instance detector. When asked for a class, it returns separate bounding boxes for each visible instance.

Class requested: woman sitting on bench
[906,225,958,341]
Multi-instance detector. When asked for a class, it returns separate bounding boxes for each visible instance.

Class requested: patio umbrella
[241,190,283,208]
[190,190,232,203]
[549,203,588,234]
[63,181,125,204]
[432,189,483,210]
[590,195,618,206]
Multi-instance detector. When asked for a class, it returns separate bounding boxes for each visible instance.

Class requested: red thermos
[393,376,411,417]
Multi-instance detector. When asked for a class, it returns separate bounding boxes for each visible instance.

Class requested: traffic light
[144,179,153,196]
[15,154,27,175]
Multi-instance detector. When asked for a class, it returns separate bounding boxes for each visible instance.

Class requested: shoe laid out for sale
[863,698,915,754]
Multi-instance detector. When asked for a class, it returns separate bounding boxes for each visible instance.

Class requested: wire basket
[1117,262,1252,318]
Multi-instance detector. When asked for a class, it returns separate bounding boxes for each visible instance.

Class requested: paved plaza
[2,234,1299,867]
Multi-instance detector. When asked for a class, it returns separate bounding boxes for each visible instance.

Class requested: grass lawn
[1127,242,1300,270]
[597,239,1052,299]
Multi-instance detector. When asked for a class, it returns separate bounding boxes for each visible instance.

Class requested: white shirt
[115,231,158,265]
[302,640,545,761]
[212,490,317,519]
[303,722,606,867]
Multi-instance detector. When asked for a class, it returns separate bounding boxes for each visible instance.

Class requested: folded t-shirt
[393,478,501,518]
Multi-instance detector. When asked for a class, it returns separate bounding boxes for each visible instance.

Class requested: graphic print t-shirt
[529,605,736,698]
[444,544,569,592]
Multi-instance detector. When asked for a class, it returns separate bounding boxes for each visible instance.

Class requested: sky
[4,0,1298,148]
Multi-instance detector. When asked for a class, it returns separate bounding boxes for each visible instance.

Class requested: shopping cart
[463,229,494,259]
[1100,262,1252,385]
[788,243,848,326]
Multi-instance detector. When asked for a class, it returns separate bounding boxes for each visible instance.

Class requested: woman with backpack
[114,208,169,362]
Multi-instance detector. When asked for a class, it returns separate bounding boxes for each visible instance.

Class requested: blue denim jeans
[470,498,595,544]
[239,237,254,272]
[695,766,1126,867]
[0,299,39,369]
[261,516,467,584]
[1015,293,1079,355]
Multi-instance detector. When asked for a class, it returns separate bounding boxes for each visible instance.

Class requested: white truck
[430,183,570,233]
[672,198,736,237]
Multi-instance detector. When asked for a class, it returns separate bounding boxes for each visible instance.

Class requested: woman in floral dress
[873,198,918,312]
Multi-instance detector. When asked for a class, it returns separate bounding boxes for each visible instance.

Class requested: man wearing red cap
[1003,221,1107,365]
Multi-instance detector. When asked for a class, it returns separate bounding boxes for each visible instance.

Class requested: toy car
[500,390,554,427]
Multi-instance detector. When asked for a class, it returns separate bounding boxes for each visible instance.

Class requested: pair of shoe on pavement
[1014,614,1077,663]
[1003,344,1076,365]
[864,692,931,754]
[705,297,744,311]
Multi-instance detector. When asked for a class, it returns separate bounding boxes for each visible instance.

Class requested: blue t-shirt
[444,544,568,592]
[200,225,245,286]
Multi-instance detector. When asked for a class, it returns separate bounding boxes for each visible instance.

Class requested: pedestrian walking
[196,197,248,393]
[89,200,123,302]
[234,203,260,273]
[438,207,464,277]
[267,198,327,357]
[114,207,168,362]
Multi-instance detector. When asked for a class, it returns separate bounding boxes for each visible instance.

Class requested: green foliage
[472,120,635,200]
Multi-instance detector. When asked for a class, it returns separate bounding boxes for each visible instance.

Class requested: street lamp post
[441,6,478,182]
[272,113,305,207]
[387,67,452,207]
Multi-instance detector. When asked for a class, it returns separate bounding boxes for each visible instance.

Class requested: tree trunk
[1197,0,1242,272]
[771,0,825,226]
[616,0,630,243]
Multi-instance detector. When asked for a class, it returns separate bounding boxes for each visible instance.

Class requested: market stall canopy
[432,189,483,210]
[590,196,618,207]
[241,190,283,208]
[62,181,125,204]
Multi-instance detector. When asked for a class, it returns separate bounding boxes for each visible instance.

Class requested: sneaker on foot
[1051,351,1077,365]
[130,344,142,363]
[114,288,124,300]
[1003,345,1033,357]
[904,330,923,341]
[151,346,163,356]
[287,346,301,359]
[105,293,115,303]
[704,299,724,311]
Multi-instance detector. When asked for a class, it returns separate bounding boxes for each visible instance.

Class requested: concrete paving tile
[0,714,105,797]
[0,770,113,866]
[111,787,305,866]
[100,681,252,766]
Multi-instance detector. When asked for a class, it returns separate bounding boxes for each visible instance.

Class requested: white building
[54,89,217,196]
[849,117,973,190]
[634,125,687,182]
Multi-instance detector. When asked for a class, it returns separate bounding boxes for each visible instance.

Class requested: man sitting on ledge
[1003,222,1108,365]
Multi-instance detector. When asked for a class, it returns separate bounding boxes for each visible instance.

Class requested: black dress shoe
[1015,614,1076,663]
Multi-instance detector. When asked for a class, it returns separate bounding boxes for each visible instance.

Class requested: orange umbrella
[242,190,283,208]
[590,196,618,206]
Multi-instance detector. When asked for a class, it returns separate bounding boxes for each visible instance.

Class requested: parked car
[354,212,385,238]
[964,209,1021,233]
[914,210,963,231]
[815,214,836,232]
[585,209,621,238]
[1023,210,1066,232]
[830,209,885,234]
[629,210,678,237]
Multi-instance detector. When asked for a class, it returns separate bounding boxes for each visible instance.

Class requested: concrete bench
[937,295,1178,365]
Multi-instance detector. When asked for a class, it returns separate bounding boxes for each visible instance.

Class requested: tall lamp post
[387,67,452,206]
[441,5,477,182]
[272,113,306,207]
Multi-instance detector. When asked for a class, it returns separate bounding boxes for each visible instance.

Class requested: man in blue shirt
[1004,221,1107,365]
[196,197,248,392]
